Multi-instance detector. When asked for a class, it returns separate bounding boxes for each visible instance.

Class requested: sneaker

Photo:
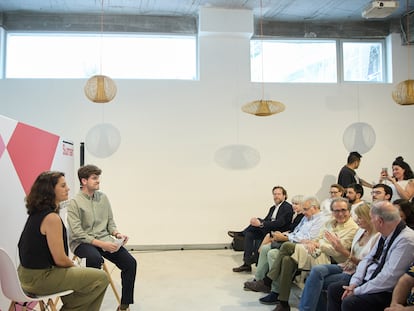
[259,291,279,305]
[243,280,271,293]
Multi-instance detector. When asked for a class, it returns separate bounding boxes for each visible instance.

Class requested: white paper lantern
[342,122,376,154]
[85,123,121,158]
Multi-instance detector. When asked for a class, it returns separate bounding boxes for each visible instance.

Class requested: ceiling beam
[1,12,197,34]
[0,12,404,39]
[258,19,402,39]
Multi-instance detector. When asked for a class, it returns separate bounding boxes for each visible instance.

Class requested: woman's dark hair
[393,199,414,228]
[393,156,414,180]
[25,171,65,215]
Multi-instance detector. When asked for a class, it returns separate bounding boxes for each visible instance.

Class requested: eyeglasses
[371,190,384,195]
[332,209,349,214]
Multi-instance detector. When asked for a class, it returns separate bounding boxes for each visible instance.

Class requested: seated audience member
[257,194,305,254]
[371,183,393,202]
[320,184,345,217]
[18,171,109,311]
[229,186,293,272]
[247,196,325,288]
[299,203,379,311]
[289,195,306,229]
[67,165,137,311]
[380,156,414,201]
[337,151,372,189]
[385,261,414,311]
[345,183,364,220]
[245,197,358,310]
[327,200,414,311]
[394,199,414,229]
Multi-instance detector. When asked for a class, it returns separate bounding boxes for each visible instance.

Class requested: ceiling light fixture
[241,0,285,117]
[84,0,117,104]
[392,0,414,105]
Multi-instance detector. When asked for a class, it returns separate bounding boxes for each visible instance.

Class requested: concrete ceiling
[0,0,412,22]
[0,0,413,38]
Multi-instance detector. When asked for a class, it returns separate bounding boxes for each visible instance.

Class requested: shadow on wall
[316,175,337,202]
[214,144,260,170]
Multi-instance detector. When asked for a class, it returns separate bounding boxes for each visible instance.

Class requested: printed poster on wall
[0,114,74,310]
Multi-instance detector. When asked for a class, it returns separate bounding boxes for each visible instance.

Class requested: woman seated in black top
[18,171,109,311]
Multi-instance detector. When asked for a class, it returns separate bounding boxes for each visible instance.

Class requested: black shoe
[259,292,279,305]
[232,264,252,272]
[228,231,241,238]
[244,280,270,293]
[272,303,290,311]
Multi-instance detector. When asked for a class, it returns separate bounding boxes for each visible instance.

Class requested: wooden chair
[0,248,73,311]
[73,256,121,305]
[102,260,121,304]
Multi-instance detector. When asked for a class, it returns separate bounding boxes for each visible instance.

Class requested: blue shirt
[287,212,325,243]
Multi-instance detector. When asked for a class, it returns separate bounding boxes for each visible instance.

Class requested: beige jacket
[291,217,358,270]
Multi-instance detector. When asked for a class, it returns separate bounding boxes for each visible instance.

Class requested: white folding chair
[0,248,73,311]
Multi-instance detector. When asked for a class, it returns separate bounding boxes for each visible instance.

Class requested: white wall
[0,9,413,248]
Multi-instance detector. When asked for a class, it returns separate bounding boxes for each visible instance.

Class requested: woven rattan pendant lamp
[393,80,414,105]
[242,0,285,116]
[85,74,117,103]
[392,0,414,105]
[84,0,117,104]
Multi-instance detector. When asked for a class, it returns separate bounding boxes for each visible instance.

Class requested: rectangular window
[342,41,385,82]
[251,38,386,83]
[250,39,337,83]
[5,33,197,79]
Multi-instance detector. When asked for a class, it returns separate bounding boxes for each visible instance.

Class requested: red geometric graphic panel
[7,122,59,195]
[0,134,5,159]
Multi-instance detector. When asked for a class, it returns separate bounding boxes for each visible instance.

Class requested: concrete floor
[101,249,300,311]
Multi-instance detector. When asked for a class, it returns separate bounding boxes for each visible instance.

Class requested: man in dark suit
[230,186,293,272]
